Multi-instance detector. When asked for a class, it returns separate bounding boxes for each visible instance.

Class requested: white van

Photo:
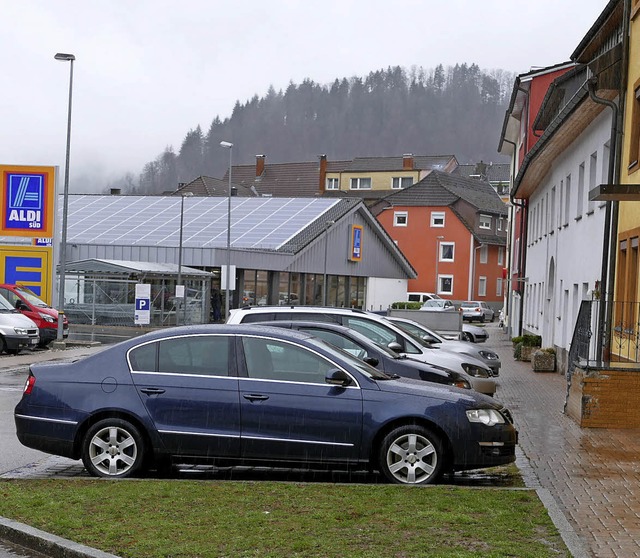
[407,292,441,304]
[0,294,39,354]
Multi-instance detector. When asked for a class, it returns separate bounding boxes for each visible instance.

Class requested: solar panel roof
[64,195,341,250]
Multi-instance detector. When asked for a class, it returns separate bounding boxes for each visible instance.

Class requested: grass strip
[0,479,568,557]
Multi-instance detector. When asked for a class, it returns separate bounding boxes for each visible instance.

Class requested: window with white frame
[588,151,597,212]
[438,275,453,295]
[391,176,413,189]
[496,278,503,297]
[393,211,408,227]
[350,177,372,190]
[564,174,571,225]
[479,245,488,264]
[497,217,504,231]
[498,246,504,266]
[576,163,584,218]
[479,214,492,229]
[478,276,487,297]
[440,242,454,261]
[326,177,339,190]
[431,212,445,227]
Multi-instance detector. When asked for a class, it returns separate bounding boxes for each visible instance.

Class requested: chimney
[402,153,414,170]
[256,154,266,177]
[319,154,327,194]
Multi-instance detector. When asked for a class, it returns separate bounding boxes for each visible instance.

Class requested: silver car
[387,316,500,376]
[420,299,456,312]
[460,301,495,323]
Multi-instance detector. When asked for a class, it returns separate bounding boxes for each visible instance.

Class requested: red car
[0,284,68,347]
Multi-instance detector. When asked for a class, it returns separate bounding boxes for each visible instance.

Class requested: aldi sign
[0,165,56,237]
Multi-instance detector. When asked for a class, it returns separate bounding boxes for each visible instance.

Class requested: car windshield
[461,302,476,308]
[305,337,393,380]
[0,294,15,312]
[392,320,444,344]
[15,286,50,308]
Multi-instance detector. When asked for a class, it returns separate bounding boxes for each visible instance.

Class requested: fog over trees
[108,63,516,195]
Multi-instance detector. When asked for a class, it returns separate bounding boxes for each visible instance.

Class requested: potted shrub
[532,347,556,372]
[512,335,541,361]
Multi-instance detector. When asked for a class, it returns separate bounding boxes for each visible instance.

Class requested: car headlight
[14,327,28,335]
[461,363,490,378]
[466,409,506,426]
[38,312,56,323]
[478,350,498,360]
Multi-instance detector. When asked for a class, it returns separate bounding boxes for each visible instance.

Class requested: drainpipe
[586,74,620,360]
[503,136,527,337]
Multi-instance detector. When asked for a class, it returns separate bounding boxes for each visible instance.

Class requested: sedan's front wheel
[82,418,145,478]
[378,425,444,485]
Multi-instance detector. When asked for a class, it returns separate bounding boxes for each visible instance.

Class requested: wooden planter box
[532,350,555,372]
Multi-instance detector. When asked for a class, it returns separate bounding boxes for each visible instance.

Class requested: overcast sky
[2,1,608,191]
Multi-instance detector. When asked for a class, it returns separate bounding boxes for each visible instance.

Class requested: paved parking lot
[6,325,640,557]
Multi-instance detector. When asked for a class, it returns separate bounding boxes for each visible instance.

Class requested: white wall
[366,277,408,311]
[523,108,611,351]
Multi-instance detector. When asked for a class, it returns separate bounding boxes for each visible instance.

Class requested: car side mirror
[325,369,353,387]
[363,356,379,367]
[15,300,26,310]
[387,342,403,353]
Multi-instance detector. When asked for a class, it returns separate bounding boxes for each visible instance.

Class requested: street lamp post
[220,141,233,320]
[435,235,444,295]
[176,192,193,325]
[54,52,75,343]
[322,221,335,305]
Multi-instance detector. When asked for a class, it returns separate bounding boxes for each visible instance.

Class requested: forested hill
[117,64,516,195]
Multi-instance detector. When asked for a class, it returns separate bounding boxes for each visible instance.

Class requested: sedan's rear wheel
[378,425,444,485]
[82,418,145,478]
[0,336,6,354]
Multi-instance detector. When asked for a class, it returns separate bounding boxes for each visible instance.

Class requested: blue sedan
[14,325,517,484]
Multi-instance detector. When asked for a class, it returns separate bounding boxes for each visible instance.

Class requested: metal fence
[568,298,640,376]
[64,277,207,327]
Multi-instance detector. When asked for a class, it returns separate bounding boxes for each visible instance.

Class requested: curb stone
[0,516,120,558]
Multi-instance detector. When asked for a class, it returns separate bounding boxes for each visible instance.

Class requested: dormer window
[479,214,492,230]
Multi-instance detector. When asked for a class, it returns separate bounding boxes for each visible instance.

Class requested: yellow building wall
[618,7,640,232]
[612,8,640,360]
[618,9,640,286]
[336,170,420,191]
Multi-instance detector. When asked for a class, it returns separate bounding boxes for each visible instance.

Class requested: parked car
[386,317,500,376]
[0,284,68,347]
[15,324,517,483]
[420,299,456,312]
[227,306,496,396]
[256,320,472,389]
[460,301,495,323]
[407,292,441,304]
[0,294,40,354]
[460,323,489,343]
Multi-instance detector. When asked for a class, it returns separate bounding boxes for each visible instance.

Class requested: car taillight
[23,374,36,395]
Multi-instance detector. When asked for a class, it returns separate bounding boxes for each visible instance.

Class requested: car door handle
[243,394,269,401]
[140,388,166,395]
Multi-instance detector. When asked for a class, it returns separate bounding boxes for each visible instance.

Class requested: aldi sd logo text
[6,173,45,229]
